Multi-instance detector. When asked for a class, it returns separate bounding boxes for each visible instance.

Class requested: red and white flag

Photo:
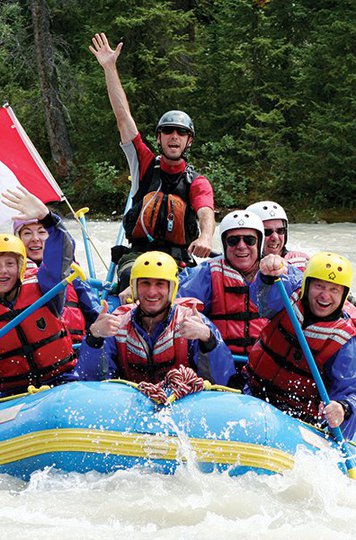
[0,104,64,231]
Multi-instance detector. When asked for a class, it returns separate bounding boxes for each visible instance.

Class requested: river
[1,220,356,539]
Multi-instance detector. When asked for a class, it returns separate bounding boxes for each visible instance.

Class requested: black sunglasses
[226,235,257,247]
[160,126,190,136]
[264,227,287,237]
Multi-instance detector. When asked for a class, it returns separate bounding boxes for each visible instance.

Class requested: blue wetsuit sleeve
[178,262,213,314]
[76,336,119,381]
[37,212,75,316]
[325,337,356,440]
[72,278,101,327]
[250,265,303,319]
[188,314,235,386]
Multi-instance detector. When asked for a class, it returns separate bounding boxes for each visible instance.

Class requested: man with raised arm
[89,33,215,290]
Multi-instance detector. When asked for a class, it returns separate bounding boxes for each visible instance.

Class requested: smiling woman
[13,220,49,264]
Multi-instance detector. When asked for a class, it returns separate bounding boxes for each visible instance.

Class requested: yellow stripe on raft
[0,428,294,473]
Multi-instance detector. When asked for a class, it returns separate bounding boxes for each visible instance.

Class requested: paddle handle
[276,278,356,477]
[75,207,97,280]
[102,183,133,300]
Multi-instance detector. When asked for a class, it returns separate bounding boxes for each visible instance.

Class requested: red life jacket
[24,262,86,344]
[284,250,310,272]
[246,290,356,421]
[208,258,267,355]
[61,283,86,344]
[113,304,190,383]
[344,300,356,327]
[0,275,76,392]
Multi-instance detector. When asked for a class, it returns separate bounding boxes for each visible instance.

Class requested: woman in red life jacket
[0,186,80,395]
[13,217,100,345]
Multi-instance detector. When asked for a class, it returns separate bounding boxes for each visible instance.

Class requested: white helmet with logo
[246,201,288,223]
[246,201,288,245]
[219,210,265,258]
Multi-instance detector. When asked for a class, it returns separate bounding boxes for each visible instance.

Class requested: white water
[1,220,356,538]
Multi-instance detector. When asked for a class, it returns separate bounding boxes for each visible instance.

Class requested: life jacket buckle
[167,212,174,232]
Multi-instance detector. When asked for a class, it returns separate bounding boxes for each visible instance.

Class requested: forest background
[1,0,355,222]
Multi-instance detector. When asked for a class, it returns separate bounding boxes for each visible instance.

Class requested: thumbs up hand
[88,301,121,338]
[178,304,211,342]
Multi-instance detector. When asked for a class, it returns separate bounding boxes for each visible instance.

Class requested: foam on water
[0,447,355,539]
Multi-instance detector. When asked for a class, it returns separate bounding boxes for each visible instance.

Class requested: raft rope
[110,365,241,405]
[0,384,51,403]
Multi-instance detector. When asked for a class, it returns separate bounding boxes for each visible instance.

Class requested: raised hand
[89,32,123,69]
[260,254,288,277]
[89,301,121,338]
[1,185,48,221]
[178,304,211,342]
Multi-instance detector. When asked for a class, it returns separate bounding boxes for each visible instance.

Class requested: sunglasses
[226,235,257,247]
[264,227,287,237]
[160,126,190,136]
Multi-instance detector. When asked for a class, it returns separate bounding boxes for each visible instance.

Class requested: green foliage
[64,161,130,215]
[1,0,355,218]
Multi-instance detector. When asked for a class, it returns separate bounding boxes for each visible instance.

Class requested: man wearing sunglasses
[89,33,215,288]
[246,201,310,271]
[178,210,290,387]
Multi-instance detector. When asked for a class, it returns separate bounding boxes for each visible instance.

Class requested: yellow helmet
[301,251,353,300]
[130,251,179,303]
[0,234,27,282]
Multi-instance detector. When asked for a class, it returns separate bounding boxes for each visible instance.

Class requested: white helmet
[246,201,288,223]
[246,201,288,246]
[219,210,265,257]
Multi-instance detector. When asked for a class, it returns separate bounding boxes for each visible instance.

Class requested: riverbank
[60,204,356,224]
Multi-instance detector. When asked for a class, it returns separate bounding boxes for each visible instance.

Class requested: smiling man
[78,251,235,386]
[246,200,310,271]
[89,33,215,288]
[245,251,356,439]
[178,210,301,388]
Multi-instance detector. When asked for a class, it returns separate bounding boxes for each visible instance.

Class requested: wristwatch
[338,400,352,420]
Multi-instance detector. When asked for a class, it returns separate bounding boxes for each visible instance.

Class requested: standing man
[89,33,215,288]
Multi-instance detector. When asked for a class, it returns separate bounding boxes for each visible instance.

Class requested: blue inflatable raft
[0,381,354,480]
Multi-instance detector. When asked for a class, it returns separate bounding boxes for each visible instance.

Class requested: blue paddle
[101,184,133,301]
[276,277,356,479]
[0,263,86,339]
